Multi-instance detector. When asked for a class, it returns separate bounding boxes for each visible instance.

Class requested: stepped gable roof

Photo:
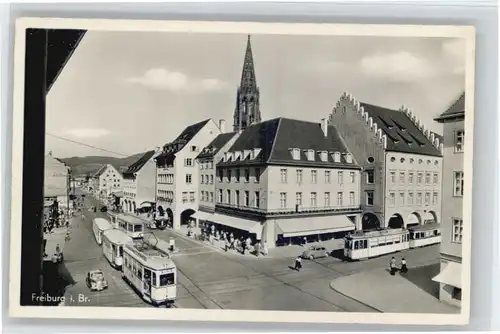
[155,119,210,164]
[196,132,239,160]
[122,150,155,178]
[359,102,442,157]
[218,117,360,168]
[435,92,465,122]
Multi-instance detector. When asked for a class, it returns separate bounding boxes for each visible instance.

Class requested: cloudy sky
[45,30,465,158]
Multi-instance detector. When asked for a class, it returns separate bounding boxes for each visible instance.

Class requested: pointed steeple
[240,35,257,90]
[233,35,262,132]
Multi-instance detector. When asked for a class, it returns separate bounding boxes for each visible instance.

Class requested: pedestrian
[302,236,307,246]
[224,239,229,252]
[294,256,302,272]
[389,257,396,276]
[400,258,408,274]
[263,241,269,256]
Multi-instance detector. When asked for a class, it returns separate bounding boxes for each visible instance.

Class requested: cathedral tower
[233,35,262,132]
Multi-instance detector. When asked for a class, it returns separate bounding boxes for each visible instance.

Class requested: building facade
[328,92,443,231]
[233,35,262,132]
[122,149,159,214]
[44,153,71,209]
[195,121,240,219]
[155,119,222,228]
[92,164,123,199]
[432,93,465,308]
[205,118,362,248]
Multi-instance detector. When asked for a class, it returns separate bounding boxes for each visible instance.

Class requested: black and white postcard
[9,18,475,325]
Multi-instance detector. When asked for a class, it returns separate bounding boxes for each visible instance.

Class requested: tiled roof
[196,132,239,159]
[156,119,210,165]
[93,165,107,178]
[218,118,360,168]
[360,102,442,157]
[434,92,465,121]
[122,150,155,178]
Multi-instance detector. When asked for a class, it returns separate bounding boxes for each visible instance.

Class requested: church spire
[233,34,261,132]
[240,35,257,89]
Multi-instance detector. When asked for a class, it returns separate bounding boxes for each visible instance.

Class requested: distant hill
[60,152,146,176]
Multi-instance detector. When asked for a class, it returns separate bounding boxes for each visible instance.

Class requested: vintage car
[301,244,329,260]
[86,269,108,291]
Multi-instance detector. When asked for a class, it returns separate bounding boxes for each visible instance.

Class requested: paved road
[62,191,440,312]
[152,226,440,312]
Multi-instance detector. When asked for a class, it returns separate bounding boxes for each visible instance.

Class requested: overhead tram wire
[46,133,130,157]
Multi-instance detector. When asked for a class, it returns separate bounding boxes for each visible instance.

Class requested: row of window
[200,160,215,170]
[124,191,136,198]
[217,189,259,207]
[218,168,259,183]
[279,169,356,185]
[389,171,439,185]
[181,192,195,203]
[200,191,214,203]
[389,156,440,165]
[158,174,174,184]
[157,190,174,201]
[387,191,439,207]
[215,189,357,208]
[200,174,214,185]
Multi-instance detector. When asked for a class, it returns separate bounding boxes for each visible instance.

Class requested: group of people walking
[389,257,408,275]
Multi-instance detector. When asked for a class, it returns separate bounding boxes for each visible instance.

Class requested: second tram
[102,229,133,269]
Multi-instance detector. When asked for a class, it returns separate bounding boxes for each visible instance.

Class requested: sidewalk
[43,226,68,261]
[330,266,460,314]
[133,215,341,260]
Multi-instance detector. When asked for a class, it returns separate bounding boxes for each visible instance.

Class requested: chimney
[321,118,328,137]
[219,119,226,133]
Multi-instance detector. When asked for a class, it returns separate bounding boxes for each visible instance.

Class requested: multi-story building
[203,117,361,248]
[329,92,443,231]
[154,119,222,228]
[233,35,261,132]
[194,120,240,221]
[122,149,160,214]
[44,153,71,209]
[91,164,123,199]
[432,92,465,307]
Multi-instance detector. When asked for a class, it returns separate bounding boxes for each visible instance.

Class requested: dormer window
[306,149,315,161]
[191,145,198,152]
[224,152,230,162]
[252,148,262,160]
[320,151,328,162]
[333,152,341,163]
[243,149,251,160]
[290,148,300,160]
[344,153,353,163]
[234,151,241,161]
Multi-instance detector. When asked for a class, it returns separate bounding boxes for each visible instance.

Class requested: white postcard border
[9,17,475,325]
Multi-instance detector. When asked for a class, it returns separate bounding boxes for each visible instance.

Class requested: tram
[344,228,410,260]
[121,237,177,307]
[344,224,441,260]
[107,211,119,229]
[116,214,145,239]
[102,229,133,269]
[408,222,441,248]
[92,218,113,245]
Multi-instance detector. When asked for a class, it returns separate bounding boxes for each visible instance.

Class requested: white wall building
[155,119,222,228]
[122,149,161,213]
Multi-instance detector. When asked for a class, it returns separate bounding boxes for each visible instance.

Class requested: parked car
[100,206,107,212]
[86,269,108,291]
[301,245,329,260]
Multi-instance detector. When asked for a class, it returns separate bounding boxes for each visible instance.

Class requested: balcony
[215,203,362,220]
